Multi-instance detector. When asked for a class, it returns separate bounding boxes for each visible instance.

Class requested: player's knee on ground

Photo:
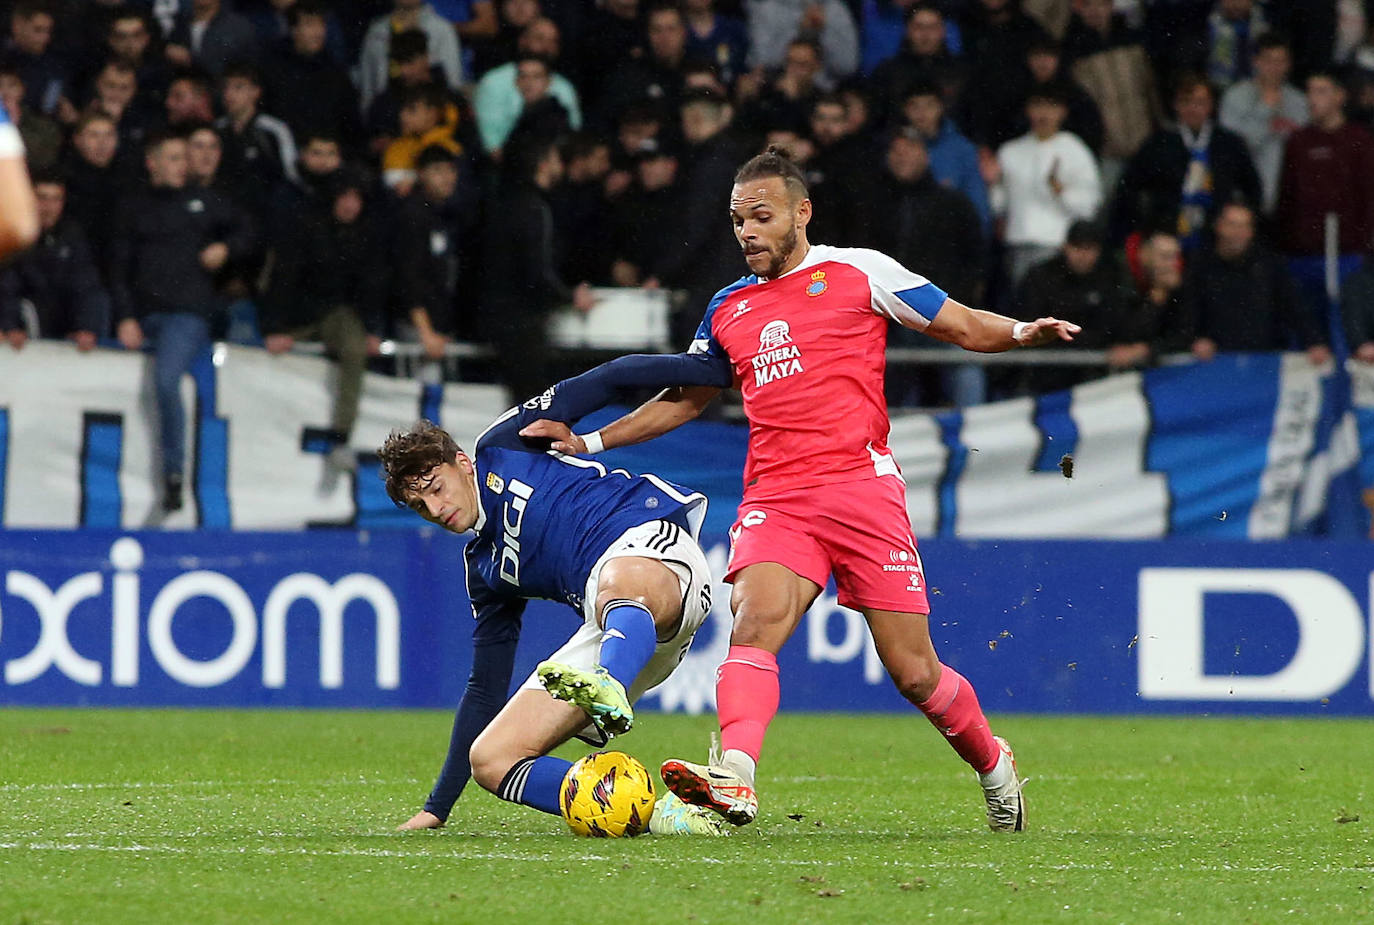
[594,557,682,637]
[469,738,524,794]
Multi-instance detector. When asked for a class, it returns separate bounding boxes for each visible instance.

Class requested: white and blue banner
[0,344,1371,537]
[0,529,1370,714]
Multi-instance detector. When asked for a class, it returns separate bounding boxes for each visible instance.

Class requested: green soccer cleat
[537,661,634,736]
[648,790,730,836]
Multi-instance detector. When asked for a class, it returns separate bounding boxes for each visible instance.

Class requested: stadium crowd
[2,0,1374,508]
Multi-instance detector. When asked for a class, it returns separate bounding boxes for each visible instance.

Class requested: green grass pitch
[2,709,1372,924]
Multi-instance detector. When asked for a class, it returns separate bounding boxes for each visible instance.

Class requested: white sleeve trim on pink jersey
[810,245,949,330]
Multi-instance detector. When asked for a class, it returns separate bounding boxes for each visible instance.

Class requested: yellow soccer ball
[560,751,656,837]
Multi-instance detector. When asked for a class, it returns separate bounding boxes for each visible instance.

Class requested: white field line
[0,778,421,793]
[0,841,1369,874]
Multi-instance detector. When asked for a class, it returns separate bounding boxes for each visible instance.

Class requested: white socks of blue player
[598,599,657,689]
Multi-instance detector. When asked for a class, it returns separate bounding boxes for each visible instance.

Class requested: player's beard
[760,225,799,279]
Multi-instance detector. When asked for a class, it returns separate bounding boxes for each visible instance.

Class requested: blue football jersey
[462,407,707,618]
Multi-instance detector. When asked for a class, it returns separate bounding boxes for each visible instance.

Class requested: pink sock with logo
[917,664,1000,774]
[716,645,780,763]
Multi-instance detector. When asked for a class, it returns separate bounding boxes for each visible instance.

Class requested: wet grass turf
[1,710,1372,924]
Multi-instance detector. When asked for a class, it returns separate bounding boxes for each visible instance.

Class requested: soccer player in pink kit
[523,148,1080,832]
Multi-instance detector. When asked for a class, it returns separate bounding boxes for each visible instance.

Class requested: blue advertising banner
[1,530,1369,715]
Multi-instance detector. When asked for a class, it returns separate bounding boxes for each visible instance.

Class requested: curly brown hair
[377,420,462,508]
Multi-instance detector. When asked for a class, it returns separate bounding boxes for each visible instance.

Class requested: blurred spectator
[383,83,463,190]
[1172,0,1268,93]
[359,0,463,110]
[607,99,665,183]
[365,30,436,152]
[900,81,990,232]
[215,63,299,215]
[958,0,1048,147]
[609,138,681,285]
[1113,74,1260,251]
[1017,36,1102,155]
[683,0,748,85]
[989,84,1102,285]
[647,88,742,339]
[1218,32,1307,214]
[1339,261,1374,366]
[247,0,350,65]
[261,1,361,148]
[480,135,594,402]
[803,92,866,243]
[1277,70,1374,260]
[595,3,689,128]
[268,127,343,228]
[581,0,646,92]
[1014,218,1129,392]
[88,60,154,154]
[264,171,387,471]
[103,10,171,109]
[746,0,859,83]
[430,0,501,46]
[1185,200,1329,364]
[1277,69,1374,352]
[165,0,260,79]
[858,127,986,407]
[0,61,59,168]
[185,122,225,189]
[1110,229,1193,368]
[1062,0,1158,187]
[3,0,68,116]
[163,70,216,128]
[501,53,572,157]
[395,145,467,358]
[737,37,825,134]
[868,2,966,125]
[471,0,543,78]
[0,169,110,352]
[110,130,256,512]
[62,111,127,279]
[551,131,613,285]
[473,18,581,156]
[860,0,921,76]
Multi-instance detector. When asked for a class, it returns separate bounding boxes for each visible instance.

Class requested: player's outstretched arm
[922,298,1081,353]
[521,384,721,455]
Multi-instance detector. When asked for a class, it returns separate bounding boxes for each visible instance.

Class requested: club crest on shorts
[806,269,827,297]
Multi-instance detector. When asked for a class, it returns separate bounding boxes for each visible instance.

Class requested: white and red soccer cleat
[982,735,1027,832]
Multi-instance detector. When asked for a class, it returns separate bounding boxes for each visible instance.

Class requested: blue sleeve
[477,351,733,452]
[422,564,526,821]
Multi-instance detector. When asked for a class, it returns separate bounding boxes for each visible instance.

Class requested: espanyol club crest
[806,269,827,296]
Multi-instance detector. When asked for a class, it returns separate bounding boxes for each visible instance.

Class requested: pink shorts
[724,475,929,613]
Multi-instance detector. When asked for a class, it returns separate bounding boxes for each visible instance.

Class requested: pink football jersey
[689,245,947,493]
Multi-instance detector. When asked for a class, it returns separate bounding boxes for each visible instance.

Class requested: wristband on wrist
[0,123,24,158]
[579,430,604,454]
[1011,321,1029,345]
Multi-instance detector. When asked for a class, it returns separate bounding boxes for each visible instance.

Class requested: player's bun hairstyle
[378,420,462,508]
[734,145,809,203]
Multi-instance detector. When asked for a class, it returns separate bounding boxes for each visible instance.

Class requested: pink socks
[716,645,780,762]
[917,665,1000,774]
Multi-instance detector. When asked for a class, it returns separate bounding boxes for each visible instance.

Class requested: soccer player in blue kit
[382,363,728,836]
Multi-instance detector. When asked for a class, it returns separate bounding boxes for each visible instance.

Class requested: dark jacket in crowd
[394,192,463,337]
[1112,122,1261,240]
[552,177,614,286]
[869,46,967,126]
[263,207,388,336]
[61,153,130,284]
[1116,287,1195,357]
[262,40,361,147]
[109,184,255,322]
[806,136,871,246]
[610,175,683,279]
[1183,244,1325,350]
[0,219,110,337]
[1016,251,1134,391]
[168,7,260,77]
[853,168,983,306]
[1276,121,1374,256]
[957,4,1048,147]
